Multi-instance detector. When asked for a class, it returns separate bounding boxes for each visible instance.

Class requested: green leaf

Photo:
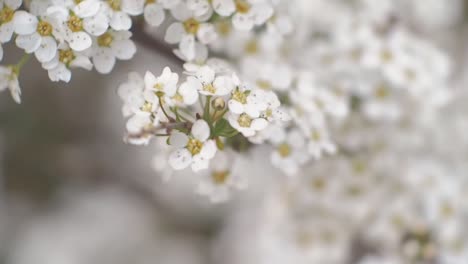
[213,118,239,138]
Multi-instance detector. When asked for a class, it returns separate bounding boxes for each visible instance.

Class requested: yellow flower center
[310,178,326,191]
[107,0,121,11]
[256,80,271,90]
[277,143,291,157]
[140,101,153,112]
[235,0,251,14]
[187,138,203,155]
[211,170,230,185]
[203,83,216,93]
[59,49,75,66]
[67,15,83,32]
[237,113,252,127]
[183,18,200,34]
[380,49,393,63]
[0,6,14,25]
[36,20,53,36]
[173,93,184,103]
[244,40,258,54]
[216,20,231,36]
[231,89,247,103]
[145,0,156,4]
[375,84,390,99]
[440,202,454,218]
[352,160,366,174]
[97,32,114,47]
[311,130,321,141]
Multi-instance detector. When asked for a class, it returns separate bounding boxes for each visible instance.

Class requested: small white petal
[169,149,192,170]
[196,65,215,84]
[5,0,22,9]
[179,34,196,61]
[13,11,38,35]
[170,3,192,21]
[73,0,100,18]
[192,119,210,141]
[110,12,132,30]
[93,48,116,74]
[0,22,14,42]
[251,118,268,131]
[169,132,189,147]
[197,23,217,44]
[213,76,233,95]
[228,100,244,114]
[112,39,136,60]
[191,155,210,172]
[48,63,71,82]
[68,32,92,51]
[70,55,93,70]
[35,36,57,62]
[212,0,235,16]
[83,13,109,36]
[144,3,165,27]
[15,33,41,53]
[200,140,216,159]
[164,23,185,44]
[232,13,254,31]
[178,80,199,105]
[122,0,145,16]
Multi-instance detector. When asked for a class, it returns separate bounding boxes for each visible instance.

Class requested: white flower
[270,128,309,176]
[47,2,109,51]
[170,76,199,106]
[102,0,136,30]
[41,43,92,82]
[13,11,58,63]
[168,119,217,172]
[0,0,22,43]
[228,112,268,137]
[188,65,234,96]
[212,0,273,31]
[196,150,247,203]
[186,0,212,18]
[0,65,21,103]
[164,3,217,61]
[91,29,136,74]
[118,71,150,117]
[144,67,179,99]
[306,123,336,160]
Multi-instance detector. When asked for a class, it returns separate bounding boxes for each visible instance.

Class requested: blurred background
[1,0,468,264]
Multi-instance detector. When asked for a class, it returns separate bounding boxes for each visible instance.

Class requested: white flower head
[212,0,273,31]
[13,11,59,63]
[42,43,93,82]
[188,65,234,96]
[228,112,268,137]
[0,0,22,43]
[271,128,309,176]
[168,119,217,172]
[92,29,136,74]
[144,67,179,99]
[164,3,217,61]
[46,2,109,51]
[196,150,247,203]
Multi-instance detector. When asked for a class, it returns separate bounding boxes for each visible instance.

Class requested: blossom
[0,0,22,43]
[270,128,309,176]
[0,65,21,103]
[13,11,58,62]
[188,65,234,96]
[41,43,93,82]
[168,119,217,172]
[212,0,273,31]
[91,29,136,74]
[144,67,179,100]
[164,2,217,61]
[196,151,247,203]
[47,2,109,51]
[228,112,268,137]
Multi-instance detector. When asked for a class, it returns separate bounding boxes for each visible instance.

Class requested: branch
[131,21,184,65]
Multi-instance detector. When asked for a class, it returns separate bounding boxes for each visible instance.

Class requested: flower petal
[68,31,92,51]
[192,119,210,141]
[169,131,189,148]
[15,33,41,53]
[169,148,192,170]
[13,11,38,35]
[35,36,57,63]
[144,3,165,27]
[165,23,185,44]
[93,48,116,74]
[112,39,136,60]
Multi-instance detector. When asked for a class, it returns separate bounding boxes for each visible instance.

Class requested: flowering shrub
[3,0,467,262]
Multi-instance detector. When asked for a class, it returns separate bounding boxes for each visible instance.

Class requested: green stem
[13,54,31,74]
[203,96,212,120]
[158,96,172,120]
